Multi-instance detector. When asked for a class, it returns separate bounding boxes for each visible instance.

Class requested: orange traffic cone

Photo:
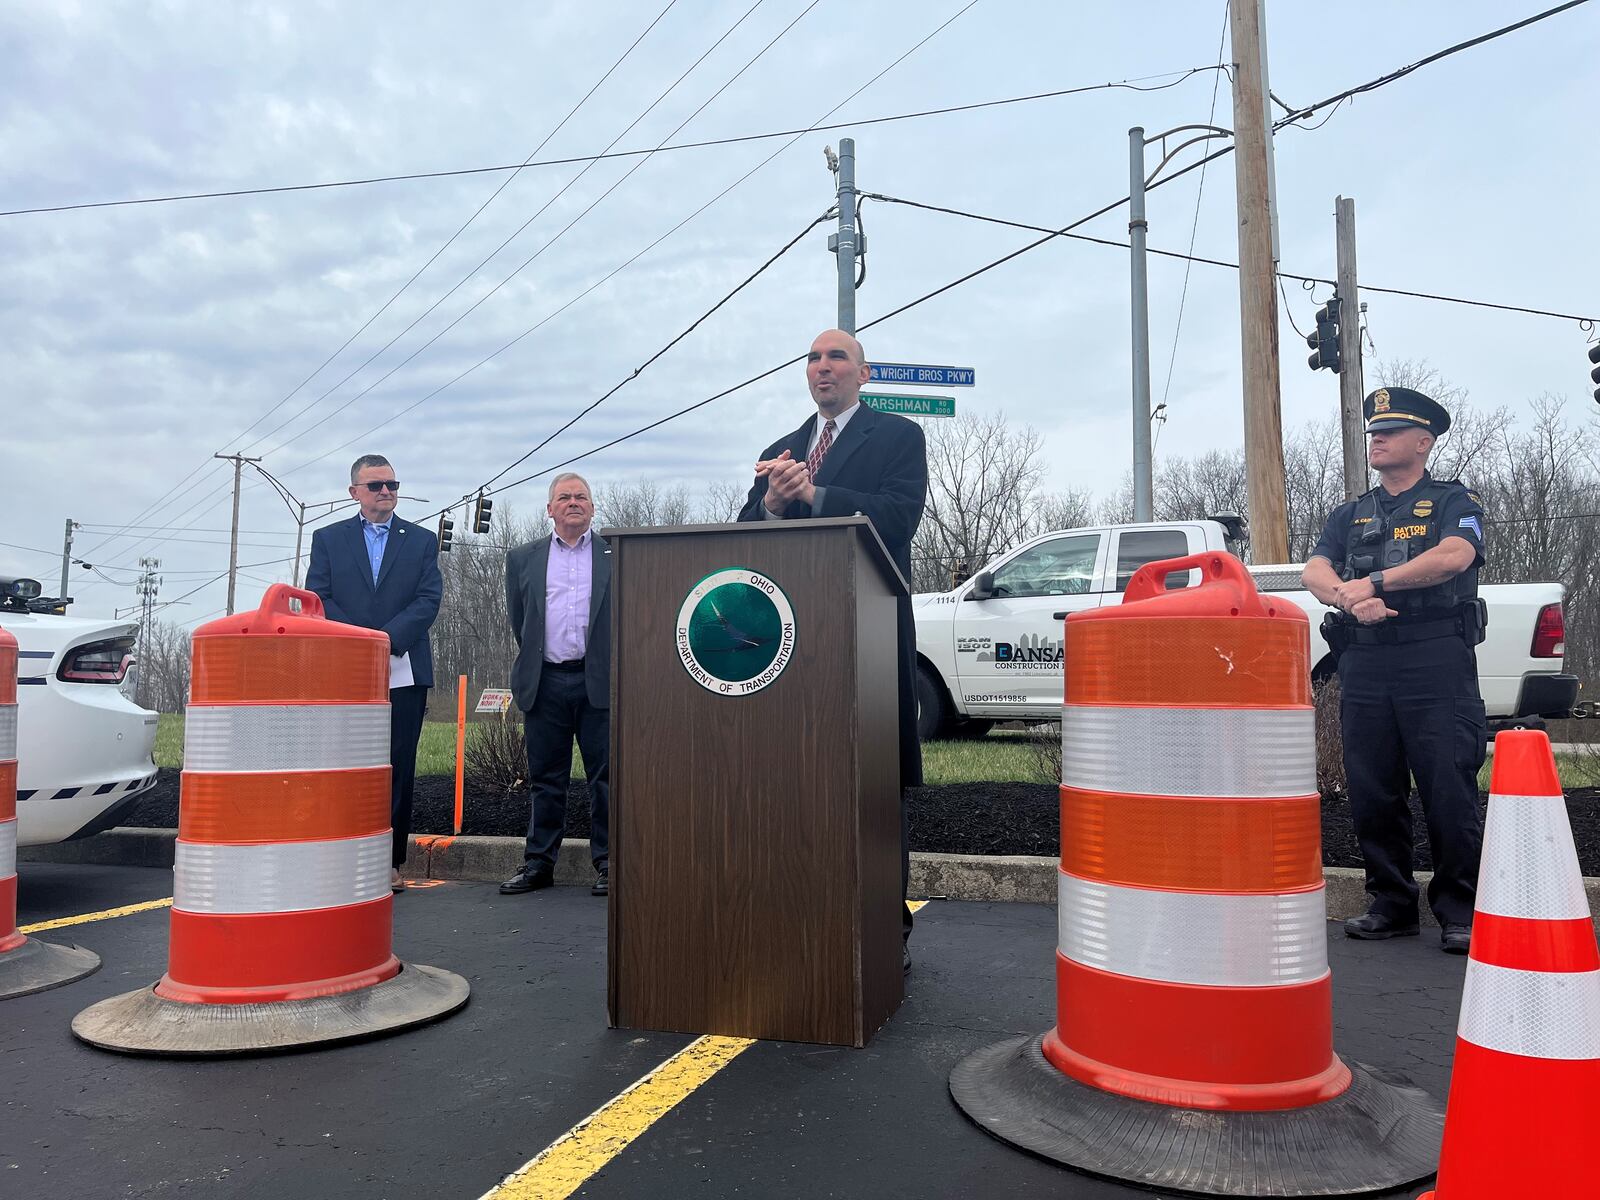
[1419,729,1600,1198]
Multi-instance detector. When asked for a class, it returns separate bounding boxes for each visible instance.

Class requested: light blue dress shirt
[361,516,393,585]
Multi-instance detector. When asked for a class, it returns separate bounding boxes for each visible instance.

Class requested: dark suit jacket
[506,531,612,712]
[737,402,928,784]
[305,514,443,687]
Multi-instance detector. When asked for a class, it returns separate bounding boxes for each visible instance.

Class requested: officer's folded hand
[1350,597,1398,626]
[1332,577,1376,610]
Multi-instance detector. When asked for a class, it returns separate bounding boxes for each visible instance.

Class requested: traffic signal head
[473,495,494,534]
[438,513,454,553]
[1589,342,1600,403]
[1306,297,1342,373]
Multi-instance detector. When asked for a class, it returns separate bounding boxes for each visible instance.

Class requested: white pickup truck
[911,518,1578,740]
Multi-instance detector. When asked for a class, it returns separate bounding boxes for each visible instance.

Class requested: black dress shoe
[591,869,609,897]
[1344,911,1420,940]
[902,943,912,974]
[499,864,554,894]
[1441,924,1472,955]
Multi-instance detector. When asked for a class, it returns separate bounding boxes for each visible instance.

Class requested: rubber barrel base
[0,937,102,1001]
[70,961,468,1056]
[949,1033,1443,1197]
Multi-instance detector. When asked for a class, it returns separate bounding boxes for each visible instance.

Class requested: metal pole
[292,501,307,589]
[1230,0,1289,563]
[59,518,76,600]
[835,137,857,335]
[1129,127,1154,522]
[1335,196,1367,499]
[214,452,261,616]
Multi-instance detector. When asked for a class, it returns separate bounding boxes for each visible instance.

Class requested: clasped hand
[755,449,815,512]
[1331,577,1398,626]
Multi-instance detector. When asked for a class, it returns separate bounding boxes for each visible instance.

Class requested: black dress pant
[523,667,609,869]
[1339,635,1486,927]
[389,684,429,868]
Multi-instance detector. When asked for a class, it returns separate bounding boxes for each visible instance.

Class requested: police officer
[1302,386,1487,955]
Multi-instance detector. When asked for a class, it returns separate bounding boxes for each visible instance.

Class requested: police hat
[1364,386,1451,435]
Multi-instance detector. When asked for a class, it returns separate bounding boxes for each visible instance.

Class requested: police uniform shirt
[1311,473,1486,605]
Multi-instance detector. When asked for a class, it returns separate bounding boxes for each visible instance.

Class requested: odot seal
[676,568,796,696]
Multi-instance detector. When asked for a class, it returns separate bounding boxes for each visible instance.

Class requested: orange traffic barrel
[1419,729,1600,1199]
[72,585,467,1053]
[0,622,102,1000]
[950,552,1445,1196]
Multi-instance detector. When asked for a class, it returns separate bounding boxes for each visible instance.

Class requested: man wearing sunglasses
[307,454,444,892]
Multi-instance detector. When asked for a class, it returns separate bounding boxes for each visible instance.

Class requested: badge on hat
[1363,386,1452,435]
[1373,389,1391,413]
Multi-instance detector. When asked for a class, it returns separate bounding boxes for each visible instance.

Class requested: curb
[23,827,1600,929]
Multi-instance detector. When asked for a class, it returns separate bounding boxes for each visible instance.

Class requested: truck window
[1115,529,1193,592]
[989,535,1100,598]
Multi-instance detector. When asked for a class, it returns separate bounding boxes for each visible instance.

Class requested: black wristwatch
[1368,570,1386,597]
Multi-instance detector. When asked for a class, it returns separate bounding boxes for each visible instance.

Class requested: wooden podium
[605,517,906,1047]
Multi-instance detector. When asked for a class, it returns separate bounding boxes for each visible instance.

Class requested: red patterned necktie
[807,418,836,478]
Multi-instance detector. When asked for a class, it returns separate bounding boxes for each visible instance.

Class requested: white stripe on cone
[1458,959,1600,1060]
[174,832,391,914]
[0,818,15,880]
[184,704,389,772]
[1057,870,1329,987]
[0,704,15,759]
[1476,793,1591,921]
[1061,705,1314,797]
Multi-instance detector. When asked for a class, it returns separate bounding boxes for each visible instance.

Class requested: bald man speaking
[738,328,929,970]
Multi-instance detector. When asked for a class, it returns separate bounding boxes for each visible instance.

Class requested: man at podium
[737,328,929,962]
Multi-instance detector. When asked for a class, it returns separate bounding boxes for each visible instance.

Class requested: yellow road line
[482,899,934,1199]
[477,1034,755,1200]
[20,896,173,934]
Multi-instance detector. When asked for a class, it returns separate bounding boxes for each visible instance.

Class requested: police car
[1,576,159,846]
[912,519,1578,739]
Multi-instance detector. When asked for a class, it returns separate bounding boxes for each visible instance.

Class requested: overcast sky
[4,0,1597,624]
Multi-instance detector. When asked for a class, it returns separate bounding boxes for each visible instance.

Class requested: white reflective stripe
[0,703,15,760]
[184,704,388,772]
[0,818,15,880]
[1458,960,1600,1060]
[1058,870,1328,987]
[1061,705,1314,797]
[174,832,391,914]
[1477,793,1591,921]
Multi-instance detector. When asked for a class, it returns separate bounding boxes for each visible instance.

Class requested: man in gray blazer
[500,473,613,896]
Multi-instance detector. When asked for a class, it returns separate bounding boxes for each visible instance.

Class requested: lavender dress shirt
[544,529,593,663]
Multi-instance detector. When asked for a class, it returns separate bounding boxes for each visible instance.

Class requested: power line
[864,193,1600,325]
[72,3,686,562]
[229,0,684,452]
[279,0,991,486]
[243,0,789,461]
[1,69,1226,220]
[454,4,1600,510]
[1156,0,1231,455]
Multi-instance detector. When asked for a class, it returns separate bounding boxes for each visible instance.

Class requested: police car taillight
[57,635,136,684]
[1531,604,1566,659]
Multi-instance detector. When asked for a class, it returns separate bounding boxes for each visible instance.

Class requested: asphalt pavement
[4,864,1467,1199]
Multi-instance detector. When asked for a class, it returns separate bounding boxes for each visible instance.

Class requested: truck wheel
[915,665,949,741]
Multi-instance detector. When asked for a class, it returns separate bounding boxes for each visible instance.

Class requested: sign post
[454,675,467,835]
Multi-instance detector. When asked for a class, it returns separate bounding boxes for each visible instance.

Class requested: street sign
[475,688,514,714]
[861,392,956,418]
[868,362,975,387]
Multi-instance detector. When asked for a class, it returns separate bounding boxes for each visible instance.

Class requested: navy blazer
[505,531,612,712]
[305,514,443,688]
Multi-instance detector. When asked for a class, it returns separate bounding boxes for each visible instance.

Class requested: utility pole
[827,137,859,335]
[1128,127,1154,522]
[1230,0,1288,562]
[290,500,309,588]
[134,558,161,709]
[214,452,261,615]
[1335,196,1367,499]
[59,518,78,600]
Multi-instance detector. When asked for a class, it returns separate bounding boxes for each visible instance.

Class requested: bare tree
[911,411,1047,592]
[133,619,191,713]
[695,479,746,524]
[594,479,692,529]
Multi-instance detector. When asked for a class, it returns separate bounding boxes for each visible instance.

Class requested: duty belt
[1346,615,1465,646]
